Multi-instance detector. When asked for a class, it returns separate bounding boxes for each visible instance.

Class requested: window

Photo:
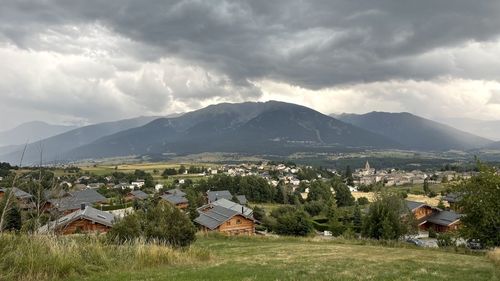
[226,221,231,226]
[236,219,241,225]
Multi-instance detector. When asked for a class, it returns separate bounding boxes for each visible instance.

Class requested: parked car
[466,239,482,250]
[406,238,425,247]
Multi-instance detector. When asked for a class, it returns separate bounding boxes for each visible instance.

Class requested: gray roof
[161,194,188,205]
[207,190,233,203]
[38,206,115,233]
[236,195,248,205]
[166,188,186,197]
[405,200,426,211]
[0,187,33,200]
[194,199,254,230]
[427,211,462,226]
[443,193,462,203]
[211,198,253,216]
[129,190,149,200]
[49,189,106,211]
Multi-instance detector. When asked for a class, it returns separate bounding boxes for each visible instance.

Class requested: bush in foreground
[108,201,196,247]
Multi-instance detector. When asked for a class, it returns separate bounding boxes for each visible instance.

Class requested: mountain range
[335,112,492,151]
[0,121,77,147]
[0,101,496,164]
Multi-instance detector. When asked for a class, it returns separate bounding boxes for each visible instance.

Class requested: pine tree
[353,203,362,233]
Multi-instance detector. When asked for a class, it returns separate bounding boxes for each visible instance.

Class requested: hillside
[0,116,159,165]
[66,101,401,160]
[439,117,500,141]
[76,236,497,281]
[0,121,77,146]
[336,112,493,151]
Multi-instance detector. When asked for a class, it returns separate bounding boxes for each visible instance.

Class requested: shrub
[437,233,456,248]
[108,201,196,247]
[357,197,369,205]
[274,210,313,236]
[428,227,437,238]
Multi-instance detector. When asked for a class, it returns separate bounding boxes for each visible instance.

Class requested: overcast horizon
[1,1,500,131]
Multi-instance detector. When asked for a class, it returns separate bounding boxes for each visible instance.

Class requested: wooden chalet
[160,194,189,209]
[46,189,107,214]
[125,190,149,202]
[195,198,256,235]
[405,200,462,233]
[38,204,115,235]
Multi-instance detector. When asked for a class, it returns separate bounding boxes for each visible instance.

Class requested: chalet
[38,205,115,235]
[405,200,462,233]
[0,187,34,209]
[160,194,189,209]
[442,193,462,210]
[47,189,107,214]
[235,195,248,205]
[125,190,149,201]
[194,199,256,235]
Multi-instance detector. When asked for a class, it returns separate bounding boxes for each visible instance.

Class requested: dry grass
[0,234,210,281]
[351,192,442,206]
[487,248,500,266]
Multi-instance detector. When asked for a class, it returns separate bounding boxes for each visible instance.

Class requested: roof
[49,189,107,211]
[0,187,33,200]
[161,194,188,205]
[235,195,248,205]
[443,193,462,203]
[128,190,149,200]
[211,198,252,216]
[426,211,462,226]
[207,190,233,203]
[166,188,186,197]
[194,199,254,230]
[38,206,115,233]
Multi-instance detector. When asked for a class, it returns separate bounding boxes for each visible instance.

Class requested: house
[442,193,462,210]
[0,187,34,209]
[47,189,107,214]
[166,188,186,197]
[422,211,462,232]
[155,184,164,192]
[194,199,256,235]
[131,180,145,188]
[405,200,462,233]
[160,194,189,209]
[207,190,233,203]
[38,205,115,235]
[125,190,149,201]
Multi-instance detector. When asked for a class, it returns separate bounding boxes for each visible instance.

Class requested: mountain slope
[0,121,77,146]
[336,112,493,151]
[67,101,401,160]
[438,117,500,141]
[0,116,159,165]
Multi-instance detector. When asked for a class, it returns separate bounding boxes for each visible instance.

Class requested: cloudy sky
[1,0,500,131]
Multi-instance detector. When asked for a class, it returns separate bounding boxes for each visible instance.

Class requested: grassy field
[71,236,498,281]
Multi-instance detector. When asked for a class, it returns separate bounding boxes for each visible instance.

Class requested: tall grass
[0,234,210,281]
[487,248,500,266]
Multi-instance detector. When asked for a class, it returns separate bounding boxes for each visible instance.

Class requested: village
[0,160,476,248]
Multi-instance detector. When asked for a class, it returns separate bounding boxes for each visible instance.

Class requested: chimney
[80,203,86,210]
[241,206,244,214]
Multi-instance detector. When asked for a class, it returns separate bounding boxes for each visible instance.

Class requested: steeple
[365,161,370,171]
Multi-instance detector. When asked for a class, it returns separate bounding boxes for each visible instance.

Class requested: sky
[1,0,500,131]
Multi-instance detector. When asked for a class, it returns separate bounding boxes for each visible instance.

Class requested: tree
[326,202,345,236]
[274,210,313,236]
[108,201,196,247]
[307,181,332,202]
[345,165,354,186]
[178,165,186,175]
[162,168,177,177]
[352,203,362,233]
[423,178,430,195]
[252,206,266,222]
[454,165,500,247]
[2,201,22,232]
[361,193,416,240]
[437,199,446,210]
[331,179,355,207]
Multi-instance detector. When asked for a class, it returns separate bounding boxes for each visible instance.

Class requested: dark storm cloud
[1,0,500,89]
